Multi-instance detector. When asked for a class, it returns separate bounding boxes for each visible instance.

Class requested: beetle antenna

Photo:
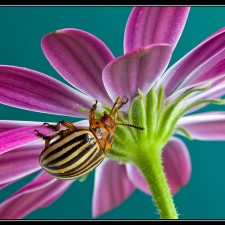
[116,123,144,130]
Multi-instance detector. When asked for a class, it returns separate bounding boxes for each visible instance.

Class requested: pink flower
[1,6,225,219]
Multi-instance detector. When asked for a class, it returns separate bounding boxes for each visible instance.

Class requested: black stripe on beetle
[52,148,105,179]
[44,141,97,170]
[39,131,90,163]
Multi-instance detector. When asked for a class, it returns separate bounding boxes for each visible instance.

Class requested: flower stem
[133,143,178,219]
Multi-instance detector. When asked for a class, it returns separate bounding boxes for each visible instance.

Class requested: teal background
[1,6,225,220]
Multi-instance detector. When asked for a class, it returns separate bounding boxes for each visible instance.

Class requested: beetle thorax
[89,114,115,153]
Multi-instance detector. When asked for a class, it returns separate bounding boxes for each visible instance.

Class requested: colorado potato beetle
[34,97,144,180]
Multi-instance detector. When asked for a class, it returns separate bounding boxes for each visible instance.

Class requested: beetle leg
[61,121,78,130]
[58,121,78,131]
[33,129,59,148]
[113,97,129,121]
[43,120,78,131]
[58,129,73,138]
[89,100,98,123]
[110,96,121,115]
[118,97,129,109]
[43,122,60,131]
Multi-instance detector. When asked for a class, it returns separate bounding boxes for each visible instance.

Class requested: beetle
[34,96,144,180]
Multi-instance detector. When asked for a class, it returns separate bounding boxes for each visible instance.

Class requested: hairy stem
[133,142,178,219]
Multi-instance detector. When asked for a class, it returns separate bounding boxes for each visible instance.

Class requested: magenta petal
[0,120,43,133]
[0,125,54,154]
[0,142,43,185]
[0,172,73,219]
[0,119,90,155]
[167,48,225,103]
[124,7,190,53]
[92,159,135,218]
[0,119,89,133]
[162,137,191,194]
[204,79,225,100]
[125,163,151,196]
[42,28,114,105]
[160,27,225,97]
[178,112,225,140]
[0,65,93,118]
[126,137,191,195]
[178,48,225,89]
[103,44,172,111]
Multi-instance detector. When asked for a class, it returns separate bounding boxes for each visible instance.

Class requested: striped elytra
[35,96,144,180]
[39,130,105,180]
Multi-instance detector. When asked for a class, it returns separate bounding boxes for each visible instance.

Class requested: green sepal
[176,126,193,140]
[77,104,90,114]
[107,147,132,163]
[156,86,164,117]
[144,87,157,138]
[128,89,147,140]
[156,85,213,143]
[163,98,225,142]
